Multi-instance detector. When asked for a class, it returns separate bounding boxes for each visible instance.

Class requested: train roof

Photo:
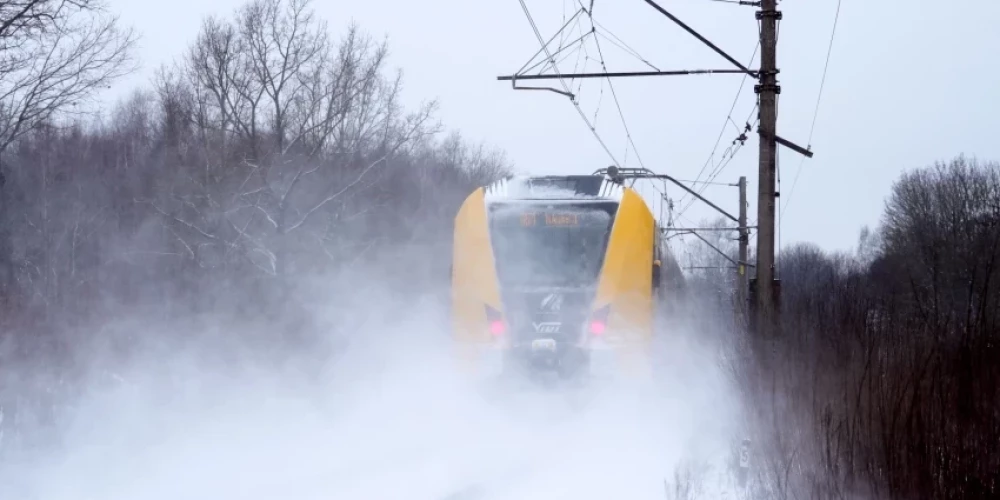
[482,175,625,202]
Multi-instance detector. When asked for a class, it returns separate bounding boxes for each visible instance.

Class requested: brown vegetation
[680,156,999,499]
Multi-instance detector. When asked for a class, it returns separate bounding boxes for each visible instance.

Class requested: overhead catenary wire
[592,18,661,71]
[586,7,649,172]
[781,0,841,215]
[675,16,764,223]
[522,0,669,214]
[686,17,762,190]
[558,0,574,49]
[706,107,758,182]
[588,8,688,212]
[675,110,757,221]
[510,0,790,244]
[516,0,623,167]
[525,31,594,75]
[515,0,755,190]
[674,41,760,216]
[701,107,758,185]
[516,7,588,76]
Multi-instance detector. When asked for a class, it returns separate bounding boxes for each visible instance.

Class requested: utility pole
[738,176,748,326]
[753,0,781,339]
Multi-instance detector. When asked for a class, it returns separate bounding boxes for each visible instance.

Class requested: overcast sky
[104,0,1000,253]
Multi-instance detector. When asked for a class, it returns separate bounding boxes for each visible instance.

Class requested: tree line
[0,0,509,452]
[0,0,509,328]
[679,156,999,499]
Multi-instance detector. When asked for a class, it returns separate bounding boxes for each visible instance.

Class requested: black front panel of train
[487,200,618,347]
[500,289,595,345]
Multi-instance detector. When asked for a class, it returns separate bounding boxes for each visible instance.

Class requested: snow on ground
[0,307,744,500]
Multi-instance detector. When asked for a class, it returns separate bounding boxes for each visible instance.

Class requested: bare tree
[162,0,443,277]
[0,0,137,154]
[185,15,240,160]
[236,0,326,154]
[0,1,132,314]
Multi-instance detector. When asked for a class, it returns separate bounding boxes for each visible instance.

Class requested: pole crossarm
[498,69,756,81]
[643,0,758,79]
[758,130,814,158]
[594,166,739,223]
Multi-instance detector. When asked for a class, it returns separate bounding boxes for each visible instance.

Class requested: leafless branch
[0,0,136,152]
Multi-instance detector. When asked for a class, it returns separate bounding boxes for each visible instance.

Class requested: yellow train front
[451,174,665,384]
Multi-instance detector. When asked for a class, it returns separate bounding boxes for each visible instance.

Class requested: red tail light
[589,320,606,335]
[485,305,505,336]
[489,319,505,335]
[589,305,610,335]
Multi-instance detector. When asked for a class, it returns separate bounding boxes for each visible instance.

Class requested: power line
[703,107,758,185]
[518,0,669,196]
[511,0,671,183]
[685,15,762,196]
[675,110,757,221]
[516,0,623,167]
[703,107,758,183]
[676,41,759,211]
[586,9,648,171]
[522,31,592,75]
[676,17,766,222]
[592,18,661,71]
[515,7,587,76]
[782,0,840,215]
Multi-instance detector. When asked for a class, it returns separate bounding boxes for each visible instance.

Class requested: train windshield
[488,202,616,288]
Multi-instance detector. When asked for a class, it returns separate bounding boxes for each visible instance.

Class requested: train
[449,173,684,385]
